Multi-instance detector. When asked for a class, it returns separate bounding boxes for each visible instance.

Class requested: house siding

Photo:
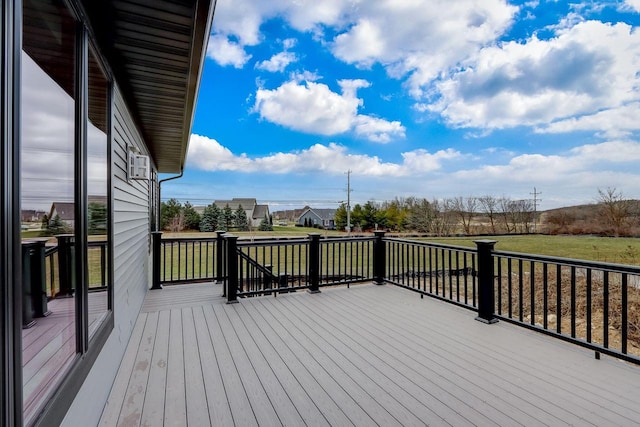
[61,86,153,426]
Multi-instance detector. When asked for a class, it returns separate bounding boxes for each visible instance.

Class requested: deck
[99,282,640,426]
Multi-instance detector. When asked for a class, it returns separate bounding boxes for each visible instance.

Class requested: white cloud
[206,34,252,68]
[536,103,640,138]
[210,1,517,95]
[427,20,640,131]
[625,0,640,12]
[255,51,297,72]
[186,135,640,208]
[252,79,405,142]
[187,134,456,176]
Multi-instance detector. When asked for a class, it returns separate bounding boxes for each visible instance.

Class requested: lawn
[414,235,640,265]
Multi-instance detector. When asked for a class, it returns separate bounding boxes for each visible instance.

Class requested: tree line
[334,188,639,237]
[160,199,273,232]
[333,195,536,235]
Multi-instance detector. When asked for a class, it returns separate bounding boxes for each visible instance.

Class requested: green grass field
[414,235,640,265]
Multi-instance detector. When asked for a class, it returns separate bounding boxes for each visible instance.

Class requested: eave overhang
[82,0,216,173]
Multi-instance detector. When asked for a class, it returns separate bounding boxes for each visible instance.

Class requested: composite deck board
[193,306,235,426]
[100,283,640,426]
[344,287,638,426]
[163,309,187,426]
[310,289,569,426]
[182,307,212,426]
[353,288,640,423]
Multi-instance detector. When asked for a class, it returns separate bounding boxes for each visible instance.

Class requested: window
[21,1,78,422]
[20,0,113,424]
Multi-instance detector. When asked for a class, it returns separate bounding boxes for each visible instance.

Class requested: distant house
[214,198,270,227]
[20,209,45,223]
[297,208,337,229]
[49,196,108,229]
[48,202,75,229]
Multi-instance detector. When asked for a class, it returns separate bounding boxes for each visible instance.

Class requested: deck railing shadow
[153,231,640,365]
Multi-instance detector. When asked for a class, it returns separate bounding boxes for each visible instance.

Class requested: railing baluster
[586,269,592,343]
[622,273,628,354]
[571,265,576,338]
[530,261,535,326]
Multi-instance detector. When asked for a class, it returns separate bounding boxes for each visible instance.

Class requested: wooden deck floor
[99,283,640,426]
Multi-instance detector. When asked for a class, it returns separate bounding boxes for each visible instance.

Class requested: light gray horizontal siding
[62,86,155,426]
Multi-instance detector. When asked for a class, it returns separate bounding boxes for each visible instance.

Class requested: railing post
[151,231,163,290]
[308,233,321,294]
[474,240,498,324]
[30,238,50,317]
[56,234,75,297]
[264,265,273,294]
[225,234,239,304]
[215,230,225,283]
[22,241,38,328]
[373,231,386,285]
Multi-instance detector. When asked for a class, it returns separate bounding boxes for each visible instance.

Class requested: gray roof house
[297,208,337,229]
[214,198,270,227]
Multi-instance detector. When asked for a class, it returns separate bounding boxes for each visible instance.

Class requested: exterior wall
[298,210,322,226]
[61,86,153,426]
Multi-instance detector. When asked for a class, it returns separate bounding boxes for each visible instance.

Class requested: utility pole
[530,187,542,233]
[345,170,352,236]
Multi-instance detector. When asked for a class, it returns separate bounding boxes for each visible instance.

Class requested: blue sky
[162,0,640,211]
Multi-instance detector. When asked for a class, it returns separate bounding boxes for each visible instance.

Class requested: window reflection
[21,0,77,423]
[87,47,110,339]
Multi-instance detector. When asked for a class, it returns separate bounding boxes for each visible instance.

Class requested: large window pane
[21,0,77,423]
[87,46,110,338]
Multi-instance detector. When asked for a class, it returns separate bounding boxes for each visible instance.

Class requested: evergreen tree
[351,204,364,231]
[199,203,220,232]
[160,198,182,230]
[88,202,108,235]
[258,215,273,231]
[362,201,379,230]
[183,201,201,230]
[334,203,348,231]
[47,214,68,235]
[41,214,49,230]
[234,205,249,231]
[220,204,234,231]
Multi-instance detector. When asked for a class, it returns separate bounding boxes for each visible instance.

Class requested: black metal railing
[224,233,376,300]
[383,237,478,309]
[153,231,640,364]
[492,249,640,363]
[156,231,226,286]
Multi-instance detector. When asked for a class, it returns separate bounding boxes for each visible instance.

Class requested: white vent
[128,150,150,180]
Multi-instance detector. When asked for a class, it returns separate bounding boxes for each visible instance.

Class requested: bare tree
[499,197,514,233]
[478,195,499,234]
[451,196,477,235]
[597,187,631,236]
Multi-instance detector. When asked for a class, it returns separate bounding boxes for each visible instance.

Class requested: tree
[234,205,249,231]
[183,202,201,230]
[597,187,631,236]
[161,198,183,230]
[258,215,273,231]
[41,214,49,230]
[199,203,220,232]
[406,198,435,232]
[219,204,234,231]
[362,201,379,230]
[47,214,69,235]
[351,204,364,231]
[451,196,477,235]
[478,195,499,234]
[88,202,107,235]
[334,203,348,231]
